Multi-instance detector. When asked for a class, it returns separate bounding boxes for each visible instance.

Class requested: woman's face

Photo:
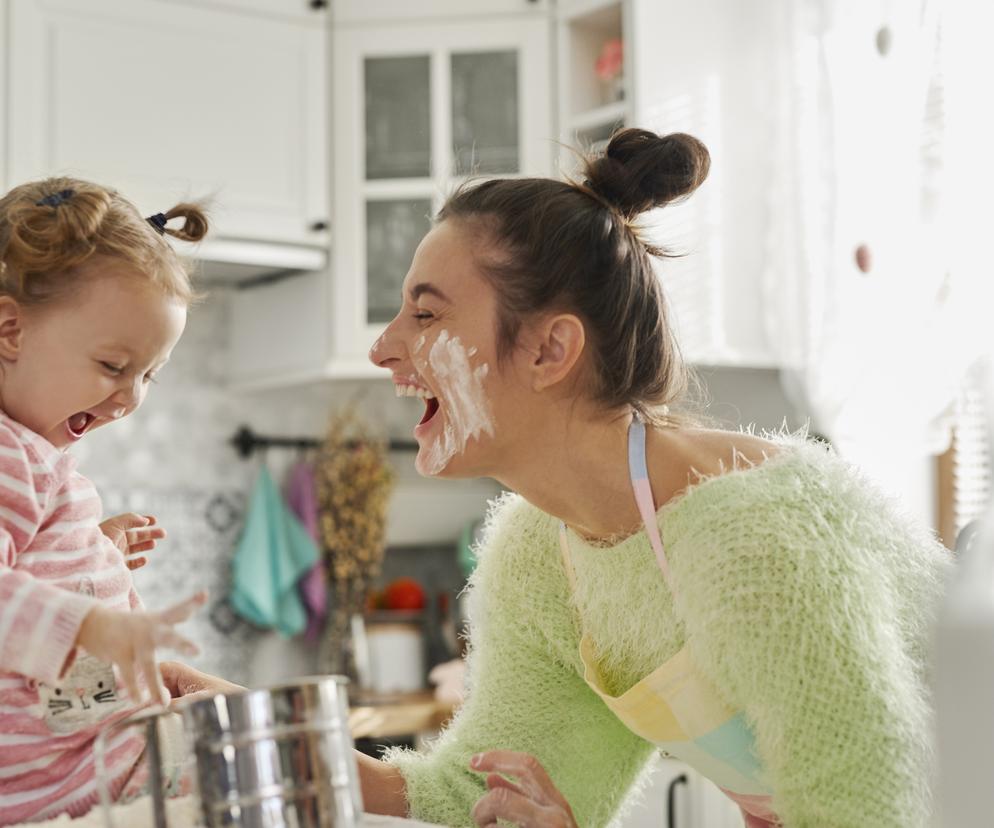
[370,220,531,478]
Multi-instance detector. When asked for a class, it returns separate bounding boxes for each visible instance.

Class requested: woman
[165,129,951,827]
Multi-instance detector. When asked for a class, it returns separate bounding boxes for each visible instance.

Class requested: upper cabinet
[2,0,785,385]
[635,0,782,367]
[7,0,330,248]
[327,14,553,376]
[228,8,553,387]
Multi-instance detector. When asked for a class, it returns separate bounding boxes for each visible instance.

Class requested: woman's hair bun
[582,129,710,217]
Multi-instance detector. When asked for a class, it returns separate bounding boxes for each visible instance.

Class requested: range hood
[172,237,329,288]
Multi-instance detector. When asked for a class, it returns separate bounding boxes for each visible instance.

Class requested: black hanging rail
[230,425,419,460]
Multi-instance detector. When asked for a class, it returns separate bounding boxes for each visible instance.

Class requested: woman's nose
[369,323,399,368]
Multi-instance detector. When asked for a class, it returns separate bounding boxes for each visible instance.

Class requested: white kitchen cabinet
[557,0,781,369]
[228,11,553,386]
[7,0,329,247]
[633,0,783,368]
[620,755,744,828]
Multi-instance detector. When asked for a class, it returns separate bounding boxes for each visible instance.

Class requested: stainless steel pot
[95,675,363,828]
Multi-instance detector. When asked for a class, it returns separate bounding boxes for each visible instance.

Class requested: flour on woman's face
[417,330,495,476]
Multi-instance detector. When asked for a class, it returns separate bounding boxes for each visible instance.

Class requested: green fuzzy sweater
[386,438,952,827]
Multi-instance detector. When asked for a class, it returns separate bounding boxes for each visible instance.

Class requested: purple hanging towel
[285,460,327,641]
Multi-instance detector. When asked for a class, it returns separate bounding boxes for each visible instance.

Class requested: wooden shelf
[558,0,624,132]
[569,99,626,132]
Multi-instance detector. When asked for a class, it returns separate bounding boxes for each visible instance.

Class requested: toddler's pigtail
[0,179,112,302]
[151,203,210,244]
[1,177,208,305]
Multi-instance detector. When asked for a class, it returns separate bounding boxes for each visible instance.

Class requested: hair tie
[35,189,75,208]
[146,213,168,235]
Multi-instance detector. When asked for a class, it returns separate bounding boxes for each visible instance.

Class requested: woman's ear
[0,297,25,362]
[529,313,586,392]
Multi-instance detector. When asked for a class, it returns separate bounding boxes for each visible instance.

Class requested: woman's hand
[99,513,166,570]
[470,751,578,828]
[76,591,207,704]
[159,659,245,706]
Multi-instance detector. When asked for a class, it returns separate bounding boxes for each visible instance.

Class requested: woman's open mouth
[418,397,440,427]
[65,412,95,441]
[395,382,441,435]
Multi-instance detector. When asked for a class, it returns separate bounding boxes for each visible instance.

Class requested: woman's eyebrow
[409,282,452,303]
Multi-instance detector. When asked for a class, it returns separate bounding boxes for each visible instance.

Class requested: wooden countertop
[349,691,456,740]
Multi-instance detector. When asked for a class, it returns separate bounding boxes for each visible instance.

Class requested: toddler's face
[1,257,187,449]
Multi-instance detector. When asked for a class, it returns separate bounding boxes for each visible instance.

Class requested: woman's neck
[496,407,651,542]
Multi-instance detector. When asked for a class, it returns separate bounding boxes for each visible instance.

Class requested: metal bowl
[180,675,363,828]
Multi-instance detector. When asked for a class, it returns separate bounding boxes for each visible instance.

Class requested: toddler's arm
[0,441,100,685]
[0,559,100,684]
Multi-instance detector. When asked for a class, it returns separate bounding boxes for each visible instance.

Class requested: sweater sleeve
[0,439,98,685]
[672,457,951,828]
[384,494,654,828]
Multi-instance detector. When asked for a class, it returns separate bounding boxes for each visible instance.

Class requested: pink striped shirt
[0,413,145,825]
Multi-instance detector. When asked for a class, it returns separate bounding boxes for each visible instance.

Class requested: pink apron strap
[558,413,677,598]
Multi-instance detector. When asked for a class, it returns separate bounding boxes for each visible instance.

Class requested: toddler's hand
[100,513,167,570]
[76,591,208,705]
[159,660,244,708]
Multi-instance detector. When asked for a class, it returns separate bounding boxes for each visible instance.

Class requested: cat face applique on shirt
[36,654,127,735]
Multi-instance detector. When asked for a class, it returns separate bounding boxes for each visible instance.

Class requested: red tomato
[384,577,426,611]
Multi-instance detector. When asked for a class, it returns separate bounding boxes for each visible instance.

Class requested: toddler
[0,178,209,824]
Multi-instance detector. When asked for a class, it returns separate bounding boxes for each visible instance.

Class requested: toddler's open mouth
[65,412,95,441]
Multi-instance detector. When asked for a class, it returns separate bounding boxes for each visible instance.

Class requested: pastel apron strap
[558,414,677,597]
[558,523,578,591]
[628,415,677,595]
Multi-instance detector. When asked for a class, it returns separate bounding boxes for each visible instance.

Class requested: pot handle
[94,706,170,828]
[666,773,688,828]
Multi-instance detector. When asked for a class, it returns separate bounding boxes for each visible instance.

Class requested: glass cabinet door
[451,50,520,175]
[364,56,431,179]
[365,198,433,324]
[362,48,522,324]
[337,15,550,360]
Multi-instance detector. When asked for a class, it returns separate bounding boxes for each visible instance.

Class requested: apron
[557,416,781,828]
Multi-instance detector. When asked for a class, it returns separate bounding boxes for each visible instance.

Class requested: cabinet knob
[309,0,328,9]
[310,220,329,232]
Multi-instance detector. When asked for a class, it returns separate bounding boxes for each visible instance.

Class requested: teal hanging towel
[230,466,320,637]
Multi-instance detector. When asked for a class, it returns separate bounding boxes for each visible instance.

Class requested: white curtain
[764,0,991,497]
